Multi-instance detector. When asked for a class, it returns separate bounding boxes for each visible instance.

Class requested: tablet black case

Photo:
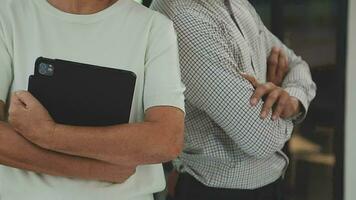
[28,57,136,126]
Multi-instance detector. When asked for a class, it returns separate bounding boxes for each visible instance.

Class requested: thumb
[10,93,25,107]
[9,93,26,113]
[240,72,259,88]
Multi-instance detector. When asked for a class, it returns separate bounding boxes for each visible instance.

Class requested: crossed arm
[0,101,137,183]
[1,99,185,182]
[172,11,316,158]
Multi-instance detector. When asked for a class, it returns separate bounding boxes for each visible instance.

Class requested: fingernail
[251,98,258,106]
[272,115,278,121]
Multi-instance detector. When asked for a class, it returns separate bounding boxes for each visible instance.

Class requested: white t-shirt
[0,0,185,199]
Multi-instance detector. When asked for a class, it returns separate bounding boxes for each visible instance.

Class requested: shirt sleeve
[262,27,317,123]
[172,11,293,159]
[143,13,185,113]
[244,1,317,123]
[0,23,12,103]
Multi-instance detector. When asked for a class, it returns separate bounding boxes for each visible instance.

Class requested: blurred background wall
[345,0,356,200]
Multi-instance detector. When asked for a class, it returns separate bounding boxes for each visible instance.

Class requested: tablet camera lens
[39,63,54,76]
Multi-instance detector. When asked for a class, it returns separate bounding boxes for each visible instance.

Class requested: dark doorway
[250,0,348,200]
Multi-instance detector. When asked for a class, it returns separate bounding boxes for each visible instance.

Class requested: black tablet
[28,57,136,126]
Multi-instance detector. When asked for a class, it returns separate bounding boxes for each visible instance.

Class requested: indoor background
[135,1,355,200]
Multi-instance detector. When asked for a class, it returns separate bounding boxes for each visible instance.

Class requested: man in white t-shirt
[0,0,185,200]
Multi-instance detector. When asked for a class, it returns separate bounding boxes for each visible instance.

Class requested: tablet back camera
[39,63,54,76]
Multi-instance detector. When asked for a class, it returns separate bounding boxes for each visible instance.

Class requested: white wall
[345,0,356,199]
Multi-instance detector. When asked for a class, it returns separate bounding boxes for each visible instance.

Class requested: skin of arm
[8,91,185,166]
[0,100,137,183]
[266,47,290,87]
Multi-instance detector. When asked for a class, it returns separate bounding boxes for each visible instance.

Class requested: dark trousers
[174,173,284,200]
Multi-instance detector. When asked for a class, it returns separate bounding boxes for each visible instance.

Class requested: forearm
[0,122,135,183]
[264,28,317,108]
[282,57,316,109]
[49,120,182,166]
[205,84,294,158]
[248,2,316,115]
[31,107,184,166]
[275,42,316,121]
[185,62,294,158]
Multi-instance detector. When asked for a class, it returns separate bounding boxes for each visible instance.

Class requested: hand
[241,73,300,120]
[8,91,55,146]
[267,47,289,86]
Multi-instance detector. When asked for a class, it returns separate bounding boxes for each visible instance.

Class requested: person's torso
[151,0,288,189]
[0,0,166,199]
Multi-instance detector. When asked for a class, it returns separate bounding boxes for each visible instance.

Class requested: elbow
[167,139,184,160]
[159,125,184,161]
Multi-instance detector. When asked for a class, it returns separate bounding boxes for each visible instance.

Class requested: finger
[9,93,27,117]
[272,92,289,121]
[10,93,26,107]
[260,89,281,119]
[251,82,276,106]
[267,47,280,83]
[240,72,259,88]
[276,51,289,85]
[15,91,38,108]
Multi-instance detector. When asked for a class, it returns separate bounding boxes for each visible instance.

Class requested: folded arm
[9,94,184,167]
[244,1,317,122]
[171,12,293,159]
[0,102,136,183]
[263,28,316,122]
[1,15,185,181]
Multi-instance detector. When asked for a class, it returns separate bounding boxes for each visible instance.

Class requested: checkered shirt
[151,0,317,189]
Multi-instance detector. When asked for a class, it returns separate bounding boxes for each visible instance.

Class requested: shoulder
[0,0,24,36]
[124,0,174,31]
[0,0,33,23]
[124,0,170,23]
[0,0,31,12]
[0,0,20,6]
[152,0,222,31]
[238,0,264,25]
[151,0,211,20]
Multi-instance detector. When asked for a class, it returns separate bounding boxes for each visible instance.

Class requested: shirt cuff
[284,87,309,124]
